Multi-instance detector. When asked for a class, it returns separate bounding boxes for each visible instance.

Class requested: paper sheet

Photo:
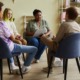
[33,29,47,37]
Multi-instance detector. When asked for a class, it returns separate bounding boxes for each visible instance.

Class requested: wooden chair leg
[47,55,54,78]
[7,59,11,74]
[0,59,3,80]
[76,58,80,73]
[64,59,68,80]
[16,56,23,79]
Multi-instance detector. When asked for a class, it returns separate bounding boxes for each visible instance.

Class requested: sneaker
[19,60,24,65]
[21,65,31,74]
[10,65,19,71]
[42,67,53,73]
[32,59,39,63]
[53,60,63,67]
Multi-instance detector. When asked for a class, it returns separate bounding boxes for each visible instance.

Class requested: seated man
[40,7,80,72]
[0,2,37,73]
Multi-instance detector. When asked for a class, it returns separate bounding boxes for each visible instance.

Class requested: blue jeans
[27,37,46,60]
[10,43,37,66]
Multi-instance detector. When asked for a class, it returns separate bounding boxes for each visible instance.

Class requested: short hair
[33,9,42,16]
[0,2,4,11]
[66,7,78,20]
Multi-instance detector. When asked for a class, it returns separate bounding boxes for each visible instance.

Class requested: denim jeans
[27,37,46,60]
[10,43,37,66]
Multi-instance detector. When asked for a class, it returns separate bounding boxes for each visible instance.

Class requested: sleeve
[54,23,66,42]
[10,22,20,36]
[45,20,50,31]
[26,21,31,32]
[2,23,12,38]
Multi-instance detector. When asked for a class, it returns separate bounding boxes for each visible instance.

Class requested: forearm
[26,32,34,36]
[9,34,22,44]
[45,30,51,36]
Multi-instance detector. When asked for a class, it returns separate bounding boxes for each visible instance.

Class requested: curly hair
[33,9,42,16]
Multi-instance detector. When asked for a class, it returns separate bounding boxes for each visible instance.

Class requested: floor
[2,51,80,80]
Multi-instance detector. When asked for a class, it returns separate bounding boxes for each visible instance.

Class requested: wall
[0,0,59,36]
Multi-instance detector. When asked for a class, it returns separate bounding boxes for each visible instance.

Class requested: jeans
[10,43,37,66]
[27,37,46,60]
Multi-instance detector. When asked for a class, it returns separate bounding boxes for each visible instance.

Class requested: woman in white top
[3,8,27,45]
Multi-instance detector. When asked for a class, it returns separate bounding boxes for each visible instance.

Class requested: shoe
[10,65,19,71]
[32,59,39,63]
[35,60,39,63]
[21,65,31,74]
[10,64,19,74]
[42,67,53,73]
[53,60,63,67]
[19,60,24,65]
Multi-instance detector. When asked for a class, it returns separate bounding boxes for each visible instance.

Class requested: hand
[40,34,47,41]
[15,35,22,40]
[14,39,22,44]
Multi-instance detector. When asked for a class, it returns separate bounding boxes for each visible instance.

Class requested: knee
[31,38,39,47]
[32,46,38,53]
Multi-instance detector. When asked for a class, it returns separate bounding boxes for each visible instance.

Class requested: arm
[11,22,20,36]
[26,29,34,36]
[44,20,51,36]
[26,22,34,36]
[44,30,51,36]
[40,22,66,49]
[9,34,22,44]
[54,23,65,42]
[11,22,24,41]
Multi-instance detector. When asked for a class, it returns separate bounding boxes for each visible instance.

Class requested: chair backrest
[23,16,34,39]
[23,16,34,32]
[0,37,12,59]
[55,33,80,58]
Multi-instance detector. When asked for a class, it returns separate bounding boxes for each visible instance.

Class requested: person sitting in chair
[40,7,80,73]
[0,2,37,73]
[25,9,51,63]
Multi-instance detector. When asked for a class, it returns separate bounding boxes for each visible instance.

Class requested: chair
[47,33,80,80]
[0,38,23,80]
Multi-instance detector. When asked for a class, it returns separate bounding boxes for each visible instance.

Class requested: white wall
[1,0,59,36]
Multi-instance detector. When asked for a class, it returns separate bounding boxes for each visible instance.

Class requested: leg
[27,37,39,47]
[12,43,38,66]
[47,49,55,66]
[28,37,45,60]
[35,39,46,60]
[47,55,54,78]
[43,49,55,73]
[9,57,18,71]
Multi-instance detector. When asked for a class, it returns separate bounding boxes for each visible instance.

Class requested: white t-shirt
[5,21,19,36]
